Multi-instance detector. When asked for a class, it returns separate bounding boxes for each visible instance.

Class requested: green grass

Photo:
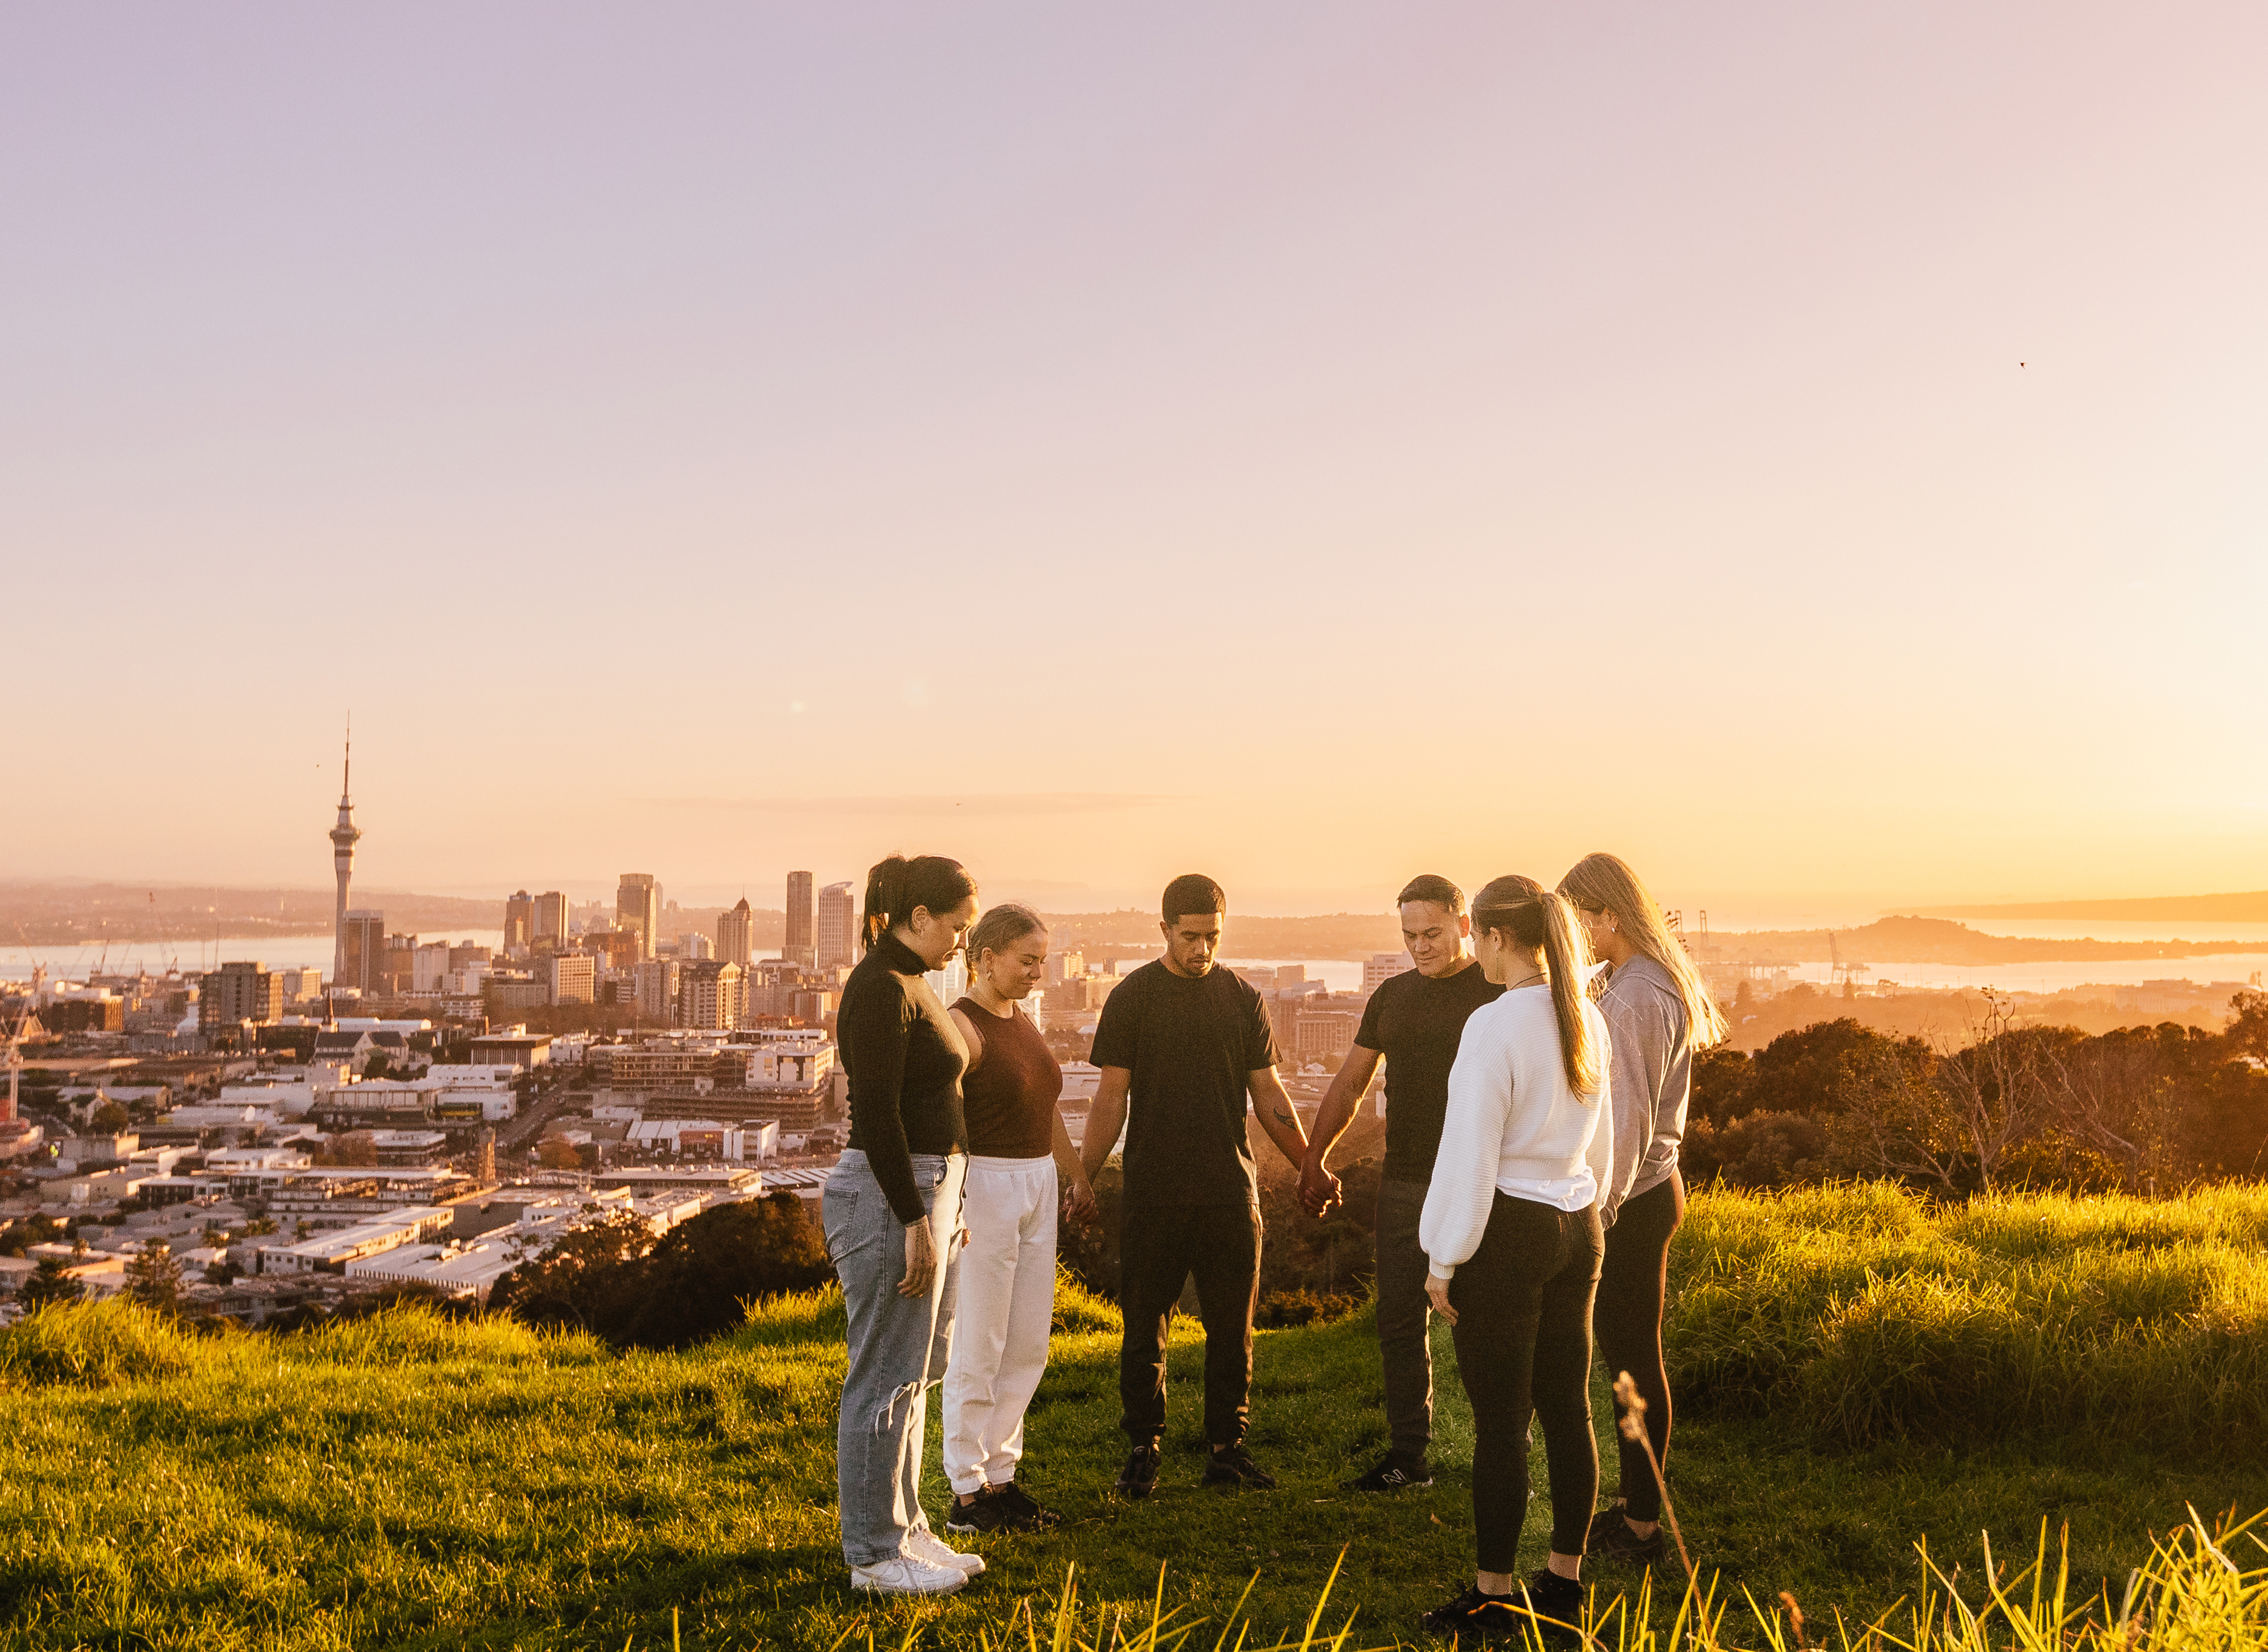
[3,1185,2266,1649]
[1668,1180,2268,1450]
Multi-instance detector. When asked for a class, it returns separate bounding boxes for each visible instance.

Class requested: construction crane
[1828,930,1872,990]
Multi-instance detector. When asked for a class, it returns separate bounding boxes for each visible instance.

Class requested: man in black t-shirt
[1299,874,1503,1492]
[1082,872,1313,1498]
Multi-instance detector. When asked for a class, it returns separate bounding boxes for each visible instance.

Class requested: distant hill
[1708,914,2268,965]
[1911,891,2268,923]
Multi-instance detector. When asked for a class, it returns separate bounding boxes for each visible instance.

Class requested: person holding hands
[1082,873,1313,1498]
[941,901,1098,1535]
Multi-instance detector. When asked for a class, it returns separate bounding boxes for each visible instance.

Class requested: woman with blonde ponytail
[1415,875,1613,1644]
[1557,852,1724,1570]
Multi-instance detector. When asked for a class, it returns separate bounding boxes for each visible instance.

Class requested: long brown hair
[860,854,976,953]
[1556,852,1727,1048]
[1470,874,1603,1097]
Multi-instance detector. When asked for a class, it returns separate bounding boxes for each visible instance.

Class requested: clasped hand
[1297,1155,1342,1219]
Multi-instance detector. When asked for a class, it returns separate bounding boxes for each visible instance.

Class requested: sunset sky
[6,4,2263,919]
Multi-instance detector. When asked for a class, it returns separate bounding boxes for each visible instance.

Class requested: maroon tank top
[952,998,1062,1159]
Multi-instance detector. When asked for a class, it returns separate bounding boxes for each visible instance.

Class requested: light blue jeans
[824,1149,966,1568]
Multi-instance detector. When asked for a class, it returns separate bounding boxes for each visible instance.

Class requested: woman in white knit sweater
[1416,874,1611,1645]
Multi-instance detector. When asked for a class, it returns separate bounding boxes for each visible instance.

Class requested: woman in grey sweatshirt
[1557,852,1727,1568]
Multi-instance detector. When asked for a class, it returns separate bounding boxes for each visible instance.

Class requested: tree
[489,1212,660,1333]
[1684,1111,1831,1188]
[363,1053,393,1081]
[2225,990,2268,1062]
[124,1241,185,1316]
[536,1138,588,1171]
[605,1194,834,1348]
[18,1256,86,1311]
[90,1100,130,1134]
[323,1132,378,1168]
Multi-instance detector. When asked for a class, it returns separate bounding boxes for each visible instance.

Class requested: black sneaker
[1418,1585,1520,1642]
[1587,1502,1666,1566]
[1203,1443,1277,1490]
[1341,1451,1435,1492]
[943,1486,1013,1535]
[1517,1569,1587,1647]
[1115,1443,1161,1499]
[987,1479,1060,1530]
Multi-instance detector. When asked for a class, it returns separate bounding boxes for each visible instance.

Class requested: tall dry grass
[910,1513,2266,1651]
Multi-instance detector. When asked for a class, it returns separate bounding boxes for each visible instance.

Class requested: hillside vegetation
[3,1187,2265,1650]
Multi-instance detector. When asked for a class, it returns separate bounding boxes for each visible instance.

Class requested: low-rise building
[255,1207,455,1274]
[467,1032,552,1070]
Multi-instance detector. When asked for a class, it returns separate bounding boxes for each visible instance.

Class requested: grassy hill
[3,1185,2266,1650]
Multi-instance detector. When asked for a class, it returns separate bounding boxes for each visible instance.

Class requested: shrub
[492,1193,833,1350]
[1255,1289,1362,1328]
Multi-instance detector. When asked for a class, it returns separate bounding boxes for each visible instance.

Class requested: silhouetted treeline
[1687,993,2268,1194]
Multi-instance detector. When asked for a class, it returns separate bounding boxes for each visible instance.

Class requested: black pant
[1593,1170,1683,1522]
[1118,1201,1262,1448]
[1374,1178,1435,1460]
[1449,1193,1603,1571]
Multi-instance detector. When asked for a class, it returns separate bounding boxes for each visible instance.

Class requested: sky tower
[330,724,362,986]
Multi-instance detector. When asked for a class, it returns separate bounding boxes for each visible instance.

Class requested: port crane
[1828,930,1871,990]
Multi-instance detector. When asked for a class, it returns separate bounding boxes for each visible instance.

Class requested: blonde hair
[1556,852,1728,1048]
[1470,874,1605,1098]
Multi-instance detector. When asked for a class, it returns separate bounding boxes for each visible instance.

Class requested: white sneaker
[903,1524,985,1575]
[849,1554,967,1596]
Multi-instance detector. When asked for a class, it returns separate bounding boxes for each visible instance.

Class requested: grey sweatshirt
[1596,954,1691,1226]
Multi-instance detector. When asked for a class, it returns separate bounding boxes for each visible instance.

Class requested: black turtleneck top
[839,930,970,1223]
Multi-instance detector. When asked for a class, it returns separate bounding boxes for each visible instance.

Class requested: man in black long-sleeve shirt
[1080,873,1313,1497]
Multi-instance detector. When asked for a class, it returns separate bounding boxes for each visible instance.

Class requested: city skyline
[6,6,2263,910]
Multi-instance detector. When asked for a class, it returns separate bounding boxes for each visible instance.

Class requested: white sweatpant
[940,1154,1058,1497]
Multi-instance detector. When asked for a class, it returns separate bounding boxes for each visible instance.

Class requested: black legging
[1592,1169,1684,1522]
[1448,1193,1604,1570]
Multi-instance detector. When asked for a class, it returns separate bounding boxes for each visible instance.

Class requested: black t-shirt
[1089,960,1281,1208]
[1355,960,1505,1184]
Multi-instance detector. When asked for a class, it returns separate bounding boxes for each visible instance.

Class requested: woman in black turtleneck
[823,853,981,1598]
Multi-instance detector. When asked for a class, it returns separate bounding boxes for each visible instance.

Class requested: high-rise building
[923,957,969,1005]
[1363,952,1415,994]
[680,960,745,1030]
[545,952,596,1006]
[503,891,535,951]
[617,873,660,959]
[341,910,386,994]
[683,933,715,961]
[818,881,857,970]
[329,730,362,986]
[533,891,569,944]
[634,957,682,1023]
[380,934,418,995]
[413,942,455,993]
[785,871,816,967]
[718,897,755,968]
[201,961,282,1031]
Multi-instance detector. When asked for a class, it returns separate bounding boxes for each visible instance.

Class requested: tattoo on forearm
[1272,1107,1294,1125]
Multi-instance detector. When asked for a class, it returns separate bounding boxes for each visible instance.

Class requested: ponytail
[1471,873,1604,1098]
[861,853,978,954]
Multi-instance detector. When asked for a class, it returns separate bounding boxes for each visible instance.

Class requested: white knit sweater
[1419,984,1613,1281]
